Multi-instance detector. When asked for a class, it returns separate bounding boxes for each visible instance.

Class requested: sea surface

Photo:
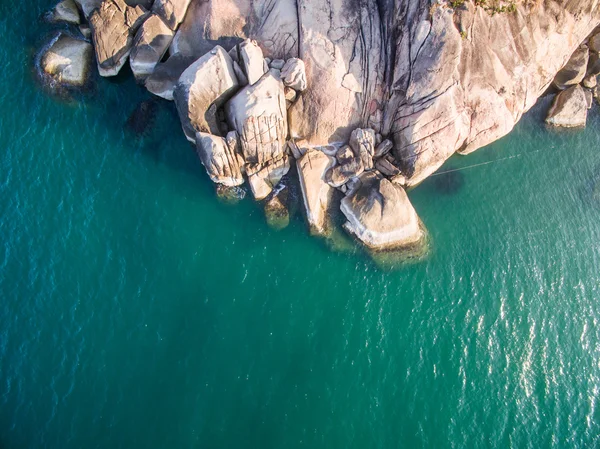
[3,2,600,448]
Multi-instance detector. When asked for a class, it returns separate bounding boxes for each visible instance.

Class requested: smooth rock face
[152,0,192,30]
[553,45,589,90]
[145,53,195,100]
[130,14,175,81]
[195,131,245,186]
[89,0,150,77]
[546,85,588,128]
[296,150,335,234]
[41,33,92,87]
[174,46,239,141]
[225,69,288,178]
[341,172,423,251]
[49,0,81,24]
[239,39,267,85]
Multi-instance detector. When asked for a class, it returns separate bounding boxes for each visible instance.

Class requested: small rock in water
[432,170,464,195]
[216,185,247,204]
[126,99,159,136]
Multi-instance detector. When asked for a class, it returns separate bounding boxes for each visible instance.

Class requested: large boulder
[195,131,245,186]
[47,0,81,24]
[145,53,195,100]
[152,0,192,30]
[340,172,424,251]
[89,0,150,77]
[225,68,288,199]
[173,46,239,141]
[553,45,590,90]
[546,85,588,128]
[130,14,175,81]
[296,149,335,235]
[238,39,267,85]
[74,0,102,18]
[40,33,93,87]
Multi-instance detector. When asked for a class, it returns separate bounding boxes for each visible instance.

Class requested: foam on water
[2,1,600,448]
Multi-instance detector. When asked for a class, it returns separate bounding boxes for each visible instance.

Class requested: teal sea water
[3,2,600,447]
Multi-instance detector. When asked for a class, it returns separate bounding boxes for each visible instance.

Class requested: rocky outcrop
[238,39,267,85]
[40,33,92,87]
[130,14,174,81]
[225,69,288,199]
[546,85,588,128]
[152,0,192,30]
[195,131,245,186]
[145,53,195,100]
[173,46,239,141]
[341,172,424,251]
[89,0,150,76]
[296,150,335,235]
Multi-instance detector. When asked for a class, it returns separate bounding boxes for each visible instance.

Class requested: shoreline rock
[40,33,93,87]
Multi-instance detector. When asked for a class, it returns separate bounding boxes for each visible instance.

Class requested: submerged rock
[216,184,246,204]
[296,149,335,235]
[89,0,150,77]
[40,33,92,87]
[173,46,239,141]
[341,172,425,251]
[546,85,588,128]
[264,186,290,230]
[130,14,175,81]
[125,98,158,135]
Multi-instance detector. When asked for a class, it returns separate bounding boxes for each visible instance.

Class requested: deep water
[3,2,600,448]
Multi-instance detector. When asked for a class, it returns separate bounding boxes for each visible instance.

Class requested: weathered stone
[152,0,192,30]
[325,157,363,188]
[336,145,354,165]
[48,0,81,24]
[145,53,195,100]
[130,14,175,81]
[195,131,245,186]
[588,51,600,78]
[226,69,287,168]
[239,39,267,85]
[585,88,593,109]
[341,172,424,251]
[589,30,600,53]
[40,33,92,87]
[284,87,297,102]
[247,155,290,200]
[375,157,400,177]
[374,139,393,158]
[270,59,285,70]
[74,0,102,18]
[546,85,588,128]
[554,45,589,90]
[584,75,598,89]
[281,58,307,92]
[287,139,309,160]
[89,0,150,77]
[296,149,335,235]
[349,128,375,171]
[174,46,239,141]
[79,24,92,39]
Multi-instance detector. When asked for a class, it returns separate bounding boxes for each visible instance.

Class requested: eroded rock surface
[152,0,192,30]
[145,53,195,100]
[195,131,245,186]
[130,14,175,81]
[89,0,150,76]
[174,46,239,141]
[41,33,92,87]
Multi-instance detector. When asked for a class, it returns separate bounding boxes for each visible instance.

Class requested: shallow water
[3,2,600,448]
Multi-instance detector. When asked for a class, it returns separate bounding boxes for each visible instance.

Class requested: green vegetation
[449,0,518,14]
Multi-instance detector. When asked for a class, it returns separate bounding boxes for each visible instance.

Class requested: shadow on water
[431,169,465,195]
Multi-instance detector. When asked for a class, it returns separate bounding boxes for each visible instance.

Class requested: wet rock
[281,58,307,92]
[40,33,92,87]
[130,14,175,81]
[126,98,158,135]
[553,45,589,90]
[152,0,192,30]
[145,53,195,100]
[174,46,239,141]
[349,128,375,171]
[546,85,588,128]
[239,39,267,85]
[195,131,245,186]
[89,0,150,77]
[47,0,81,24]
[264,186,290,230]
[216,184,246,204]
[341,172,425,251]
[296,149,335,234]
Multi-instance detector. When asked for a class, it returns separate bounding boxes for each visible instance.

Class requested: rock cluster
[36,0,600,257]
[546,31,600,128]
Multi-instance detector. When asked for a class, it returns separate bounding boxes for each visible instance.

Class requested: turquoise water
[3,2,600,448]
